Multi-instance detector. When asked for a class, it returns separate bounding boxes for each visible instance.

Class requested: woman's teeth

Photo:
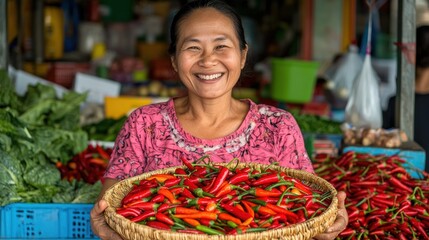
[197,73,222,80]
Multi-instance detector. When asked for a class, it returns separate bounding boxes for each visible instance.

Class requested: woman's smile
[196,73,224,81]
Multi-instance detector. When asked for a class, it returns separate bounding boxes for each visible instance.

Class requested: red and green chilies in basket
[115,156,334,235]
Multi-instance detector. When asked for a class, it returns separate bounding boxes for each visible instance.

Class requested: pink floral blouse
[104,98,314,180]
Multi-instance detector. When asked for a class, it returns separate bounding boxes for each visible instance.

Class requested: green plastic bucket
[271,58,319,103]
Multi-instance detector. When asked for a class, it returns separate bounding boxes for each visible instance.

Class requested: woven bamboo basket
[103,162,338,240]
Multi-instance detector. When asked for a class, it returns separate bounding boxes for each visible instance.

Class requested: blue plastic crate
[0,203,98,239]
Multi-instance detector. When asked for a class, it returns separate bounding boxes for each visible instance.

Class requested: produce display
[56,144,112,184]
[314,152,429,239]
[0,70,101,206]
[113,157,335,236]
[342,125,408,148]
[290,110,342,135]
[83,116,127,142]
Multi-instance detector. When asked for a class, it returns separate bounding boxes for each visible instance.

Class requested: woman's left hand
[314,191,349,240]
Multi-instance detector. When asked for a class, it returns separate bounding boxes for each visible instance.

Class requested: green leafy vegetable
[0,69,97,206]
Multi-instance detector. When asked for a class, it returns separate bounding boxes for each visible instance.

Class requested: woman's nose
[198,51,217,67]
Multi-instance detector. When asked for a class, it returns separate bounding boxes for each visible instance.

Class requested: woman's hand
[314,191,349,240]
[90,199,123,240]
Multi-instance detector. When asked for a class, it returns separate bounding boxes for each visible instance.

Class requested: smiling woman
[170,7,247,101]
[90,1,348,239]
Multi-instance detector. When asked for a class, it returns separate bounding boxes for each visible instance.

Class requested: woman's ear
[170,56,178,72]
[241,44,249,70]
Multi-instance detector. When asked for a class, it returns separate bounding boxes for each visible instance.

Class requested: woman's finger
[90,200,123,240]
[314,191,349,240]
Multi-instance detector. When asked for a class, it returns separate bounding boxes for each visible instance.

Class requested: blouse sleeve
[103,110,146,180]
[276,112,314,173]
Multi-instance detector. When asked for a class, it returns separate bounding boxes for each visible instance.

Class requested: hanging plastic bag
[345,2,382,129]
[325,44,363,101]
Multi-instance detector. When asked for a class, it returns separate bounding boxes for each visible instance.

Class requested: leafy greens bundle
[0,70,101,206]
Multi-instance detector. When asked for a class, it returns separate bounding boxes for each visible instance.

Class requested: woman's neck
[415,68,429,94]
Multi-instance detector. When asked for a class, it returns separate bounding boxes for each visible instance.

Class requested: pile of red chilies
[313,151,429,240]
[116,157,333,235]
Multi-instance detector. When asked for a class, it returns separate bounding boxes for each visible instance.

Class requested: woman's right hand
[90,199,123,240]
[90,178,122,240]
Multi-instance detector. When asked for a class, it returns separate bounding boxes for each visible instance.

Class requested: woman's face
[171,8,248,100]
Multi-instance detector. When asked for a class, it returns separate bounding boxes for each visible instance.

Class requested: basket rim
[103,162,338,240]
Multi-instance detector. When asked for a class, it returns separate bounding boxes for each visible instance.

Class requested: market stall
[1,0,428,239]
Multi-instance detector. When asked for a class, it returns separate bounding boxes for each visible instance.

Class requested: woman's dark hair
[168,0,247,55]
[416,26,429,68]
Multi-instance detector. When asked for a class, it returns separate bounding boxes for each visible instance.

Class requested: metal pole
[396,0,415,140]
[33,0,44,64]
[15,0,23,70]
[0,0,8,69]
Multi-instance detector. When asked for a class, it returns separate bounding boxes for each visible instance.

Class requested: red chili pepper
[193,166,209,177]
[255,197,279,204]
[228,172,251,185]
[187,176,205,185]
[352,181,380,187]
[180,188,195,199]
[208,166,230,194]
[410,218,429,239]
[184,178,199,191]
[129,210,156,222]
[122,188,158,205]
[180,156,195,171]
[138,179,159,188]
[338,228,356,238]
[186,197,216,207]
[116,207,141,218]
[252,173,280,186]
[157,203,174,213]
[175,168,187,175]
[220,203,252,222]
[265,203,298,222]
[124,202,159,211]
[155,212,174,226]
[146,220,171,230]
[149,194,165,203]
[413,205,429,216]
[174,212,218,220]
[96,145,111,160]
[163,177,181,188]
[280,174,313,195]
[199,219,215,227]
[388,177,413,194]
[214,183,243,198]
[218,190,237,203]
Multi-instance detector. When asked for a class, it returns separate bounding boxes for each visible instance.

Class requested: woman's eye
[187,46,200,50]
[215,45,227,50]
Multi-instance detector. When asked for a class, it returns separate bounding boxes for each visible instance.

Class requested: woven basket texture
[103,162,338,240]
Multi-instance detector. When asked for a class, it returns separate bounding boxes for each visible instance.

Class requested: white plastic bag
[325,44,363,101]
[345,5,382,129]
